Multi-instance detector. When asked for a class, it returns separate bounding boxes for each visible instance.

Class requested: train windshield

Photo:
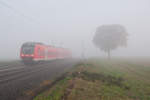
[21,45,35,54]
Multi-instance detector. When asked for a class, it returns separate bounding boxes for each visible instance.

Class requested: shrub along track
[0,59,79,100]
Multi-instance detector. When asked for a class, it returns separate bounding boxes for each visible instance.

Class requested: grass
[34,77,71,100]
[33,58,150,100]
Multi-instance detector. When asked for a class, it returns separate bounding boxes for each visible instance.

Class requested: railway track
[0,61,56,82]
[0,61,59,84]
[0,59,79,100]
[0,65,23,71]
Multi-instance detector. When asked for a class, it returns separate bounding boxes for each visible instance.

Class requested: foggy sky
[0,0,150,60]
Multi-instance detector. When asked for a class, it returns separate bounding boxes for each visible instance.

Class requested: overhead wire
[0,0,62,45]
[0,0,40,24]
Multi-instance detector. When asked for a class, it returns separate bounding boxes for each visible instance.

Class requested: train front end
[20,42,35,64]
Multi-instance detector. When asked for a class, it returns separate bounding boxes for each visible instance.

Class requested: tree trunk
[108,49,111,60]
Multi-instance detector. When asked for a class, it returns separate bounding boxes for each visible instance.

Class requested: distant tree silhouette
[93,24,128,59]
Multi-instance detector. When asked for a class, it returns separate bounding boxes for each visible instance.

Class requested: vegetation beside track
[34,58,150,100]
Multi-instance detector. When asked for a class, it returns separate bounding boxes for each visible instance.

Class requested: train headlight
[21,54,24,56]
[31,54,34,57]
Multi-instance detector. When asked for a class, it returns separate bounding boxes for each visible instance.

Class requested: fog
[0,0,150,60]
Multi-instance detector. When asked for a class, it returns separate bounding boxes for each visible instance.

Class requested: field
[34,58,150,100]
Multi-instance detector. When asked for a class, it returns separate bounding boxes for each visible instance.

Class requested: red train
[20,42,71,64]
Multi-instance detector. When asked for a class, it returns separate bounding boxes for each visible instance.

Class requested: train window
[22,45,34,54]
[48,51,58,56]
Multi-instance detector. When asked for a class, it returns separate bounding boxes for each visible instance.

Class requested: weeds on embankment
[34,59,150,100]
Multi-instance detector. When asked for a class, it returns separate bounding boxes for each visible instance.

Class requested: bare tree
[93,24,128,59]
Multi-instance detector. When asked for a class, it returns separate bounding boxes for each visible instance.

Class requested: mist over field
[0,0,150,60]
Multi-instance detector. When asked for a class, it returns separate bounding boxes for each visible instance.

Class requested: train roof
[22,42,44,46]
[46,45,68,49]
[22,42,69,50]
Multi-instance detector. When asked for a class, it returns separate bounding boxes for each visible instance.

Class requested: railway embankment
[33,58,150,100]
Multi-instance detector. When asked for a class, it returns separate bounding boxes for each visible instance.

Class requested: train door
[45,47,48,60]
